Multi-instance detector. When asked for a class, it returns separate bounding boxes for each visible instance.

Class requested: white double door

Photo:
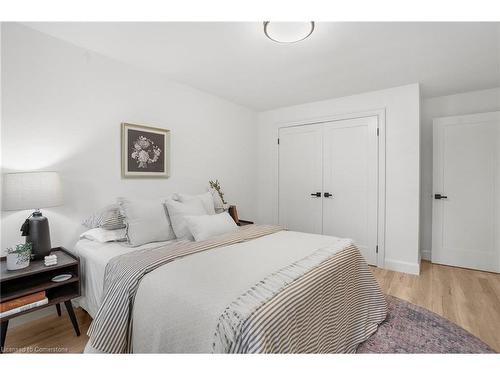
[278,116,379,265]
[432,112,500,272]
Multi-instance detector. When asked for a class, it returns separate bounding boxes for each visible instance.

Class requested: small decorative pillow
[118,198,176,246]
[174,191,216,215]
[184,212,237,242]
[82,204,126,230]
[164,197,208,240]
[101,208,126,230]
[209,188,225,214]
[80,228,127,243]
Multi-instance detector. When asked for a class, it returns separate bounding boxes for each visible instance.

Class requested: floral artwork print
[131,135,162,168]
[122,123,170,177]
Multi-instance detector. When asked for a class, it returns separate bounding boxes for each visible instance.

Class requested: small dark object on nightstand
[22,211,52,259]
[228,205,254,226]
[237,220,254,226]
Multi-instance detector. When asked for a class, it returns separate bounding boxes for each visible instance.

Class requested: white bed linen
[72,238,177,318]
[83,230,349,353]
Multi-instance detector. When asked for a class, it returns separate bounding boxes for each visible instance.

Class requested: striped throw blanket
[212,243,387,353]
[87,225,284,353]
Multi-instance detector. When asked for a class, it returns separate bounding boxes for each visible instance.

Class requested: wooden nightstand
[237,220,254,226]
[0,247,81,353]
[228,205,254,226]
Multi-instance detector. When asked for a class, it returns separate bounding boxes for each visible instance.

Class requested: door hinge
[277,138,280,145]
[376,128,379,136]
[376,245,379,254]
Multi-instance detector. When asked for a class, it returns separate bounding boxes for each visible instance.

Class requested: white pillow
[164,197,208,240]
[174,191,216,215]
[80,228,127,243]
[118,197,176,246]
[184,212,237,242]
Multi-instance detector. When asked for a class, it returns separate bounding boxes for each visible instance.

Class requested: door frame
[277,109,387,268]
[432,111,500,272]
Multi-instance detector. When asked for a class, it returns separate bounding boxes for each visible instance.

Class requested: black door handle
[310,192,321,197]
[324,192,333,198]
[434,194,448,200]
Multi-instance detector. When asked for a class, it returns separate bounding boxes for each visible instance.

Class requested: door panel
[278,125,323,234]
[433,112,500,272]
[322,117,378,265]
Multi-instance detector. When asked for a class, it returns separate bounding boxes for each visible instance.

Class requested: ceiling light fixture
[263,22,315,44]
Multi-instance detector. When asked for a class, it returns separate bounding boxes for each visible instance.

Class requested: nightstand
[237,220,254,226]
[0,247,81,353]
[228,205,254,226]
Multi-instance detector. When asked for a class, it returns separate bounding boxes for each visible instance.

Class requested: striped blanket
[87,225,284,353]
[88,225,386,353]
[212,243,387,353]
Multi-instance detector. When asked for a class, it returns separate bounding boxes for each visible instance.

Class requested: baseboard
[421,249,431,261]
[384,258,420,275]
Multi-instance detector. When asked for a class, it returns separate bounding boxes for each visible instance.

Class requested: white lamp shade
[2,171,63,211]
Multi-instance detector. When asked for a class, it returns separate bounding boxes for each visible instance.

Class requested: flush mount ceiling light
[263,21,315,43]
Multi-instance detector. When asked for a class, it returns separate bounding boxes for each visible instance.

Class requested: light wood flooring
[371,261,500,352]
[3,261,500,353]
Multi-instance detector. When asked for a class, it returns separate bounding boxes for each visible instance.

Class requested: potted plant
[6,243,32,270]
[209,179,231,212]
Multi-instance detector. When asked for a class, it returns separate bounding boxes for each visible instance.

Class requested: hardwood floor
[2,307,91,353]
[371,261,500,352]
[3,261,500,353]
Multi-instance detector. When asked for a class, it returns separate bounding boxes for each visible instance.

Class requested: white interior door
[322,117,379,265]
[278,124,323,234]
[432,112,500,272]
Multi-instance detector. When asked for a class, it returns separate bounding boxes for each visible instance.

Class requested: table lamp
[2,171,63,259]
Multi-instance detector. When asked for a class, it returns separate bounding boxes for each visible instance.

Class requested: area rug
[356,295,495,353]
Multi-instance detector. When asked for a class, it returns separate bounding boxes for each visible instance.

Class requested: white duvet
[73,238,177,318]
[75,231,350,353]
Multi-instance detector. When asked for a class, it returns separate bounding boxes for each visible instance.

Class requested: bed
[73,225,387,354]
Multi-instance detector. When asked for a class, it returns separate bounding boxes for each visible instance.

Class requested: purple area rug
[357,295,495,353]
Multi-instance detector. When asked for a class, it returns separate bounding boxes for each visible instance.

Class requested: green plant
[7,243,32,263]
[209,179,227,204]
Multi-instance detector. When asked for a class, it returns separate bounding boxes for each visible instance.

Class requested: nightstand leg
[1,320,8,354]
[56,303,62,317]
[64,300,80,336]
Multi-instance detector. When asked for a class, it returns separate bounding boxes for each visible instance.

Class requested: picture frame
[121,123,170,178]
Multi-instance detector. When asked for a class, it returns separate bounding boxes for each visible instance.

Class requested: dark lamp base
[26,211,52,259]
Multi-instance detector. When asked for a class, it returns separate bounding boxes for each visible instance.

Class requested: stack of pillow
[80,190,238,246]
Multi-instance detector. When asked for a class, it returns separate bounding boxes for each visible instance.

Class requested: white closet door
[432,112,500,272]
[322,117,378,265]
[278,125,323,234]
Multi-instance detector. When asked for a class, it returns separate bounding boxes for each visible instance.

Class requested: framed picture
[121,123,170,178]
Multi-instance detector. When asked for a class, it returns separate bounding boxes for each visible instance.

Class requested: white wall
[257,84,421,274]
[420,87,500,260]
[1,23,258,254]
